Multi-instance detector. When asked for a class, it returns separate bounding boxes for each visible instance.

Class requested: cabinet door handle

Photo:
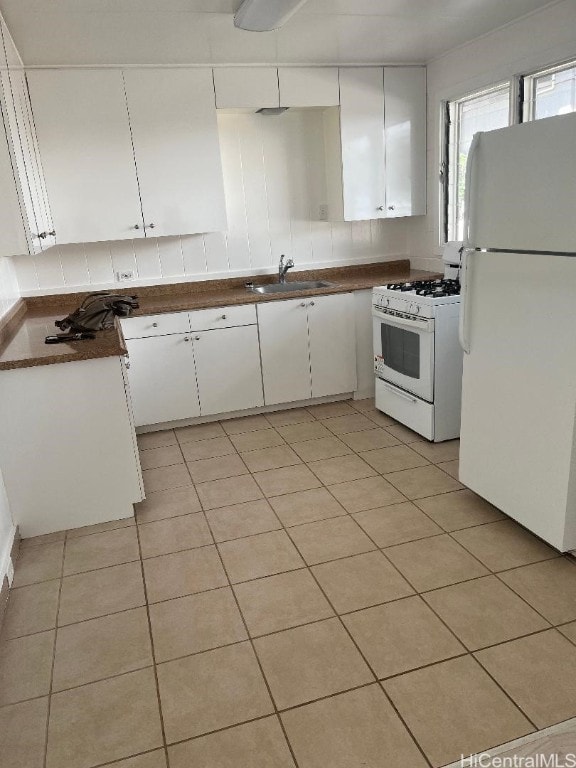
[300,302,306,307]
[388,205,395,211]
[221,314,227,320]
[152,322,158,328]
[377,206,384,211]
[147,223,155,229]
[125,359,130,369]
[47,230,56,237]
[309,301,315,306]
[184,337,190,342]
[133,224,140,230]
[195,336,200,341]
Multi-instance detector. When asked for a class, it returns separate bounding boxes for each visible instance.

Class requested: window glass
[532,64,576,119]
[446,84,510,241]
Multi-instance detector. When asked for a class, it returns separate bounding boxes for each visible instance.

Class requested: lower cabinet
[125,333,200,427]
[0,356,142,536]
[258,293,357,406]
[193,325,264,416]
[257,298,312,406]
[124,293,357,427]
[123,305,264,426]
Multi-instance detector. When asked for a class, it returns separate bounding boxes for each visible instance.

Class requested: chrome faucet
[278,255,294,283]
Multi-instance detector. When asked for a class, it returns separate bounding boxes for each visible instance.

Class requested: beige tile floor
[2,398,576,768]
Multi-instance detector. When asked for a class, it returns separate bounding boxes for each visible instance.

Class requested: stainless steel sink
[248,280,335,294]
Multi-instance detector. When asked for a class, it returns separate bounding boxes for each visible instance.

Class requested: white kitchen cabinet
[125,333,200,427]
[278,67,339,107]
[258,293,356,406]
[0,99,28,258]
[0,19,54,255]
[193,325,264,416]
[213,67,279,109]
[384,67,426,218]
[27,69,144,245]
[124,304,263,426]
[123,69,227,238]
[308,293,356,398]
[325,66,426,221]
[0,356,142,537]
[27,68,227,245]
[257,298,312,406]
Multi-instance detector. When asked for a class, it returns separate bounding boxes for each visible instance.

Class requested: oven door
[372,308,435,401]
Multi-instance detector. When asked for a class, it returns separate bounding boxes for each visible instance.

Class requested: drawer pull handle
[221,314,227,320]
[152,322,158,328]
[300,302,306,307]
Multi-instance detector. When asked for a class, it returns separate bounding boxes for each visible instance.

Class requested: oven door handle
[381,382,418,404]
[372,308,434,332]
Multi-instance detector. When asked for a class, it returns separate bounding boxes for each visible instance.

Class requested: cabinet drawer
[121,312,190,339]
[188,304,256,331]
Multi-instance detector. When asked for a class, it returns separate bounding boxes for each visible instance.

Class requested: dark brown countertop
[0,260,440,371]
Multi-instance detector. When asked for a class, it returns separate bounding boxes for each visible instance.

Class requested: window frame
[440,81,513,245]
[522,57,576,122]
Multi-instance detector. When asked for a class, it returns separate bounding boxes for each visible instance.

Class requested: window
[524,60,576,121]
[443,83,511,242]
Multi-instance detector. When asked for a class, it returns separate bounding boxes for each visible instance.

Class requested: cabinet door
[257,299,311,406]
[338,67,386,221]
[125,334,200,427]
[384,67,426,218]
[278,68,339,107]
[194,325,264,416]
[27,69,144,244]
[123,69,227,238]
[308,293,357,398]
[0,103,28,257]
[0,69,43,253]
[12,71,55,250]
[213,67,279,109]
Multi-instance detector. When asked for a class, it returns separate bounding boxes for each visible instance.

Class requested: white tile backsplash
[10,108,409,296]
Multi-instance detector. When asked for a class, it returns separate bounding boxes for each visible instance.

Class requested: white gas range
[372,249,463,442]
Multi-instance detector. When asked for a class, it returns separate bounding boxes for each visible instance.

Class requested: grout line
[133,521,172,768]
[193,492,303,768]
[42,528,67,768]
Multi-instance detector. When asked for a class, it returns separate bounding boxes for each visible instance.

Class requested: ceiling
[0,0,560,67]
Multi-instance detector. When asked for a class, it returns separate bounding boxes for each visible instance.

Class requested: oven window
[381,324,420,379]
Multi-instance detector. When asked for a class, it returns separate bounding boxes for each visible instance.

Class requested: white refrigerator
[459,111,576,552]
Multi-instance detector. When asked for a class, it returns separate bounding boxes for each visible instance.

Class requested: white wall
[0,467,16,587]
[0,255,19,319]
[406,0,576,271]
[11,108,410,296]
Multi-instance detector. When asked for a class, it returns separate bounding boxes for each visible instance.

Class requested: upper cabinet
[214,67,279,109]
[278,67,339,107]
[326,66,426,221]
[0,19,55,256]
[123,69,226,238]
[214,66,340,110]
[27,69,144,245]
[27,68,227,245]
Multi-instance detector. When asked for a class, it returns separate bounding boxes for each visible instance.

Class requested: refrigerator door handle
[459,247,474,354]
